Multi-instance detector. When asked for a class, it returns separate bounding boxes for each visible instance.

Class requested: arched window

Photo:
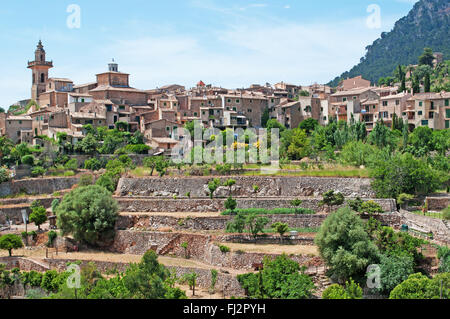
[41,73,45,83]
[40,55,43,61]
[33,74,35,84]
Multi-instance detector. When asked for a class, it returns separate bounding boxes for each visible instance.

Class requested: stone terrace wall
[0,257,50,272]
[45,258,246,297]
[117,214,327,231]
[117,198,396,213]
[0,177,79,197]
[0,204,31,224]
[426,196,449,211]
[111,230,316,270]
[0,197,59,208]
[117,176,376,198]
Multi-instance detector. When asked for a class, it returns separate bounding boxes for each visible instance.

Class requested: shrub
[443,205,450,221]
[47,231,58,247]
[21,155,35,166]
[359,200,384,215]
[216,164,232,175]
[96,174,116,193]
[64,158,78,171]
[56,185,119,246]
[41,270,60,292]
[210,269,218,293]
[0,234,24,256]
[22,271,43,287]
[79,174,93,186]
[31,166,46,177]
[0,167,10,183]
[63,170,75,177]
[224,197,237,212]
[122,144,150,154]
[84,158,103,171]
[437,246,450,273]
[219,245,230,253]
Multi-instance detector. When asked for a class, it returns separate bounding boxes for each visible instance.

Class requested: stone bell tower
[28,40,53,102]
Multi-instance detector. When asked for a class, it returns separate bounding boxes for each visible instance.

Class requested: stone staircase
[158,234,182,255]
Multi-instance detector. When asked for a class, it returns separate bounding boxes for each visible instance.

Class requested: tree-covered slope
[328,0,450,87]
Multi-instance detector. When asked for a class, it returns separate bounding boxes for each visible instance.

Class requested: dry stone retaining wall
[45,258,246,297]
[117,197,396,213]
[0,177,79,197]
[426,196,449,211]
[111,230,316,270]
[116,214,327,231]
[117,176,376,198]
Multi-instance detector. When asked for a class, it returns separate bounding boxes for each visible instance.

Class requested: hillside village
[1,41,449,152]
[0,41,449,301]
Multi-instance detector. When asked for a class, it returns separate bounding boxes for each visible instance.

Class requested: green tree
[56,185,119,246]
[376,253,415,295]
[261,108,270,128]
[298,118,318,135]
[424,72,431,92]
[95,174,116,193]
[271,222,289,243]
[208,178,221,199]
[181,272,198,296]
[370,152,443,198]
[29,206,47,231]
[319,190,344,213]
[286,128,311,160]
[223,179,236,196]
[75,133,99,155]
[238,254,315,299]
[210,269,218,294]
[245,213,269,241]
[339,141,377,167]
[226,213,246,233]
[64,158,78,171]
[389,272,449,299]
[315,207,380,283]
[121,250,186,299]
[418,48,434,67]
[0,234,23,256]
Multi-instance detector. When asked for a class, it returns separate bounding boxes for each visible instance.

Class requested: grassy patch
[243,168,369,178]
[222,208,316,216]
[261,227,320,234]
[130,166,153,177]
[410,210,444,220]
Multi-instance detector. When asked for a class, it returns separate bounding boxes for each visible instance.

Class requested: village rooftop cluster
[1,41,449,154]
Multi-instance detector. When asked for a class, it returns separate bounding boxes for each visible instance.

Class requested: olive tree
[55,185,119,246]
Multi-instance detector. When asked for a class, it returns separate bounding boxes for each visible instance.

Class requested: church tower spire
[28,40,53,102]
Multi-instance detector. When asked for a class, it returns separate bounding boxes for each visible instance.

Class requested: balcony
[27,61,53,68]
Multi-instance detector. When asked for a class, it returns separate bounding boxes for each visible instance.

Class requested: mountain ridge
[328,0,450,87]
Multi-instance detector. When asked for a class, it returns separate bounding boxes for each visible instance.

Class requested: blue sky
[0,0,419,107]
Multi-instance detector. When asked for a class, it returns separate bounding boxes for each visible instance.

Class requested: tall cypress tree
[424,72,431,92]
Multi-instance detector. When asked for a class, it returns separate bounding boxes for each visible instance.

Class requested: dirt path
[217,242,319,256]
